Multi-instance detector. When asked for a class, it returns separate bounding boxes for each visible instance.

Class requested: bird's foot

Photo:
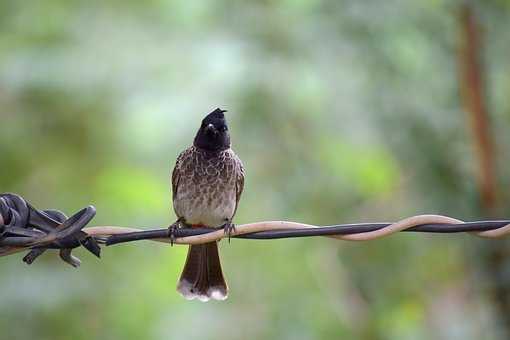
[222,221,236,243]
[168,218,183,246]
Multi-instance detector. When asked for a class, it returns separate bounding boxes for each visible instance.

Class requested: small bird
[170,108,245,301]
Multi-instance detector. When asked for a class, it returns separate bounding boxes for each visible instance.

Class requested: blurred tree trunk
[458,3,496,211]
[457,3,510,337]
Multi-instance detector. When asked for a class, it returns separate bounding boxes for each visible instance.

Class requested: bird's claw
[168,219,182,246]
[223,221,236,243]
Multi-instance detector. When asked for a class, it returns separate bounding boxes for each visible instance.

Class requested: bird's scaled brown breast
[172,146,244,228]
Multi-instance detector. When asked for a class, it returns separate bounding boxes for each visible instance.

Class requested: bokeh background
[1,1,510,339]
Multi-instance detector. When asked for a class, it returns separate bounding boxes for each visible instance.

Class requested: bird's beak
[205,123,218,135]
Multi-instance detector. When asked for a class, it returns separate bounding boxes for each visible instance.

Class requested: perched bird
[170,108,245,301]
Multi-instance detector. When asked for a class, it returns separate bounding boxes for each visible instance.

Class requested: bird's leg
[168,217,184,246]
[222,219,236,243]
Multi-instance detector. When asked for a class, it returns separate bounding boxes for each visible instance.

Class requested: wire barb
[0,193,100,266]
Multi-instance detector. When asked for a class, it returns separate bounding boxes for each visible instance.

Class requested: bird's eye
[220,126,228,132]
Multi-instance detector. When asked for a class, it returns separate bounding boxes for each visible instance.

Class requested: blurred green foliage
[1,0,510,339]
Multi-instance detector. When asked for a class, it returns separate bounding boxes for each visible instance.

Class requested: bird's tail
[177,242,228,301]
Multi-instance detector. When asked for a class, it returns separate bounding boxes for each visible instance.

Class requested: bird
[170,108,245,301]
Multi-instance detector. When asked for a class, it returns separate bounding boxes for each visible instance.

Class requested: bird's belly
[174,191,236,228]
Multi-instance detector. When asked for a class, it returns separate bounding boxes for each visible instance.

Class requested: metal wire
[1,193,509,267]
[0,193,100,267]
[101,220,510,246]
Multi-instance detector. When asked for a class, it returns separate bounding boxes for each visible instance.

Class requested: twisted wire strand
[0,193,100,266]
[1,193,510,267]
[91,215,510,246]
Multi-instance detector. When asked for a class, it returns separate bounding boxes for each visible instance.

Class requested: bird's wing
[234,156,245,217]
[171,149,188,202]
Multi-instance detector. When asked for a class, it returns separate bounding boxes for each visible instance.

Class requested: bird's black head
[193,108,231,152]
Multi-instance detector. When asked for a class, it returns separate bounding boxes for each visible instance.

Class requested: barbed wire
[1,193,509,267]
[0,193,100,266]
